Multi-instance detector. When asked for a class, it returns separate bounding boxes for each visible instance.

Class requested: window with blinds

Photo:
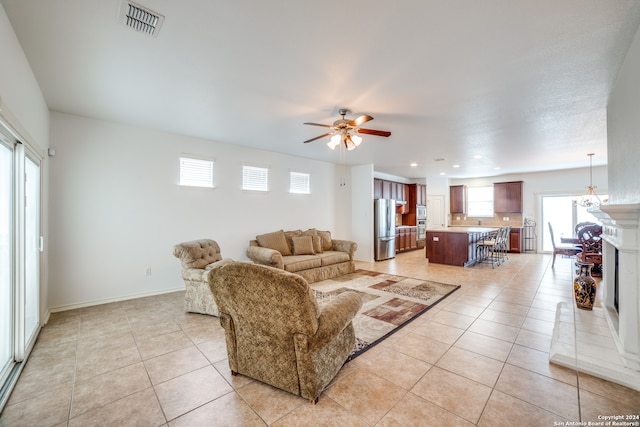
[179,156,214,188]
[289,171,310,194]
[242,165,269,191]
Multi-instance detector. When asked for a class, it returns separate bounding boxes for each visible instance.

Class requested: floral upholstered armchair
[207,262,362,403]
[172,239,233,316]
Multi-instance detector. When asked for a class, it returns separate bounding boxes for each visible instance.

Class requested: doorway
[0,121,42,411]
[427,195,445,230]
[541,194,602,252]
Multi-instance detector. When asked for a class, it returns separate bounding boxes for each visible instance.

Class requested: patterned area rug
[311,269,460,361]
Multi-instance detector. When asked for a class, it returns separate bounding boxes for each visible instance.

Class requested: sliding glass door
[0,122,42,409]
[541,194,602,252]
[0,139,13,387]
[23,154,40,356]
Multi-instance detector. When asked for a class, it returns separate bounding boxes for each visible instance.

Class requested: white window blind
[289,171,310,194]
[179,157,214,188]
[242,165,268,191]
[467,186,494,217]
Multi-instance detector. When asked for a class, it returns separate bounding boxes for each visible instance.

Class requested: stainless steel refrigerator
[374,199,396,261]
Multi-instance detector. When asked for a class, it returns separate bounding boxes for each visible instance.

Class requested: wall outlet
[456,216,460,220]
[145,267,152,276]
[503,217,509,221]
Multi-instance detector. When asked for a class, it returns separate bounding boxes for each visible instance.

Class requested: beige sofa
[207,261,362,403]
[172,239,233,316]
[246,229,356,283]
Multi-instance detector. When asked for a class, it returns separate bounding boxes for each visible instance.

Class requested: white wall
[48,112,351,309]
[0,4,50,321]
[352,164,375,262]
[608,25,640,204]
[0,5,49,146]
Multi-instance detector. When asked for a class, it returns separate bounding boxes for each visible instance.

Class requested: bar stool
[477,229,498,267]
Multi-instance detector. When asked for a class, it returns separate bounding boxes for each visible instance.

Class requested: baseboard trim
[48,286,185,313]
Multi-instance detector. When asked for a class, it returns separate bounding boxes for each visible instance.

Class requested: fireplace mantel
[594,203,640,371]
[550,203,640,390]
[598,203,640,250]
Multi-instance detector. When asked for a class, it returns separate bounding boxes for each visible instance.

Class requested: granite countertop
[427,226,498,233]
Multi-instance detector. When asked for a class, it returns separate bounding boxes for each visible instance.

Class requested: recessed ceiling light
[453,164,460,168]
[410,162,418,167]
[474,155,482,159]
[439,172,446,176]
[493,167,501,170]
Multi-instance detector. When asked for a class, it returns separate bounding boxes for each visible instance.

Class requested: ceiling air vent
[119,1,164,37]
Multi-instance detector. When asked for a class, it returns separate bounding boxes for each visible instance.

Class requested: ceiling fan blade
[356,128,391,137]
[303,122,333,128]
[303,133,332,143]
[348,114,374,127]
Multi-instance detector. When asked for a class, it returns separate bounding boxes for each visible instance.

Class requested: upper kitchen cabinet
[413,184,427,206]
[450,185,466,213]
[374,178,383,199]
[493,181,523,213]
[382,180,392,199]
[374,179,407,203]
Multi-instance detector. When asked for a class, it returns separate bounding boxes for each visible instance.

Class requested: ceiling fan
[303,108,391,151]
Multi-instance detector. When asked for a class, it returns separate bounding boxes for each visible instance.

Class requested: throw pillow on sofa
[302,228,323,253]
[292,235,315,255]
[256,230,292,256]
[317,230,333,251]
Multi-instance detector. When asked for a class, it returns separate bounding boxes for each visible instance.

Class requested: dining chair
[548,222,582,268]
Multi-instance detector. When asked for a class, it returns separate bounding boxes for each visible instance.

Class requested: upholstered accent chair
[173,239,233,316]
[207,262,362,403]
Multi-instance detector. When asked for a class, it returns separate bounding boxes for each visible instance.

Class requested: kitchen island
[425,227,497,267]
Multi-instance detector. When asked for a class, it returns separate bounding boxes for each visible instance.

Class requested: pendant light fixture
[578,153,603,208]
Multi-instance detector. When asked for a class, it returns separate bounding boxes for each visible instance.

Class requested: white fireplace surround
[596,203,640,371]
[549,203,640,391]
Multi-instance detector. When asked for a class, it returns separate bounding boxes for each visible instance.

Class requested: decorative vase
[574,261,596,310]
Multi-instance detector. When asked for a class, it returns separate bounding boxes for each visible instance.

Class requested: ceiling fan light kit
[303,108,390,151]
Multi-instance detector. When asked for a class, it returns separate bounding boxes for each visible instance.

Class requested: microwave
[416,205,426,220]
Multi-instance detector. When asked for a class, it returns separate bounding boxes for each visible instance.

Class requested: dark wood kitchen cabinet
[395,227,417,252]
[494,181,523,213]
[417,184,427,206]
[450,185,466,213]
[375,179,406,203]
[382,180,392,199]
[374,178,383,199]
[375,179,408,212]
[509,228,522,253]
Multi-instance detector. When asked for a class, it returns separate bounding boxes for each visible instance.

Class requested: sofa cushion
[312,236,323,254]
[256,230,292,256]
[302,229,323,254]
[284,230,302,254]
[317,251,350,266]
[317,230,333,251]
[292,236,315,255]
[283,255,322,273]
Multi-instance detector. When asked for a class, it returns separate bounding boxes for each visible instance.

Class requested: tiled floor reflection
[1,251,639,426]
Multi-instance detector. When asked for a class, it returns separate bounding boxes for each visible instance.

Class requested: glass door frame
[0,113,43,412]
[538,192,604,253]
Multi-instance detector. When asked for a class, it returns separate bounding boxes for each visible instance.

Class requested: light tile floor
[1,251,639,426]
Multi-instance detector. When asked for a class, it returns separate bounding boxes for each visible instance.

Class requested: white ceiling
[3,0,640,179]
